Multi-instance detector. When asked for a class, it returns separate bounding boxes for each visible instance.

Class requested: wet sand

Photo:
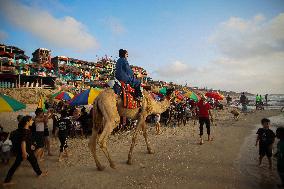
[0,105,282,189]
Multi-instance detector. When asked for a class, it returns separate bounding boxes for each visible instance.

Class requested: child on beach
[255,118,276,169]
[275,127,284,188]
[154,114,161,135]
[34,108,48,161]
[0,132,12,164]
[55,111,72,162]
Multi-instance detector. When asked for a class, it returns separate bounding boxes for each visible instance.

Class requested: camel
[88,88,174,170]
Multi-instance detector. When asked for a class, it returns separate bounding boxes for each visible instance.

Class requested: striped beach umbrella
[52,91,74,101]
[69,88,103,106]
[205,91,224,100]
[185,91,200,102]
[0,93,26,112]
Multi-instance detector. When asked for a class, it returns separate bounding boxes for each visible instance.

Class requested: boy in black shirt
[3,116,47,186]
[255,118,276,169]
[55,111,72,162]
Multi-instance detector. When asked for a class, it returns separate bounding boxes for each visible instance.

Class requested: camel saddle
[113,81,141,109]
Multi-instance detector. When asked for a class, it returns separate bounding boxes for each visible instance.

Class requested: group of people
[239,92,269,112]
[1,103,93,186]
[2,115,48,186]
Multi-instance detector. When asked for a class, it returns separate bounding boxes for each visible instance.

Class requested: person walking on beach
[154,114,161,135]
[255,94,260,110]
[265,94,268,106]
[115,49,143,101]
[276,127,284,188]
[55,111,72,162]
[240,92,247,112]
[34,108,48,161]
[44,109,53,156]
[3,116,47,186]
[196,95,213,145]
[226,94,232,105]
[255,118,276,169]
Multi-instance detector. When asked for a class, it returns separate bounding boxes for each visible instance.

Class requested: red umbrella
[205,92,224,100]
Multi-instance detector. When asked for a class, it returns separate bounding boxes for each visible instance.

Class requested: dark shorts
[44,128,49,137]
[58,134,68,152]
[35,131,45,148]
[198,117,211,136]
[259,145,272,157]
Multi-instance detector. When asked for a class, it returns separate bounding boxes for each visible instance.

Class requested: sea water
[233,94,284,110]
[238,114,284,189]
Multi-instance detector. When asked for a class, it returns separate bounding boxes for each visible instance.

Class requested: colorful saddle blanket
[113,81,141,109]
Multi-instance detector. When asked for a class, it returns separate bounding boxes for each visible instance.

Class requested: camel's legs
[127,119,143,165]
[89,129,105,171]
[141,122,154,154]
[100,140,116,169]
[98,120,116,169]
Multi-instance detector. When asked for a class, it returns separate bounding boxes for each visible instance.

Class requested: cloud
[104,17,126,35]
[210,13,284,59]
[207,13,284,93]
[154,13,284,94]
[155,61,196,78]
[0,1,98,52]
[0,30,8,40]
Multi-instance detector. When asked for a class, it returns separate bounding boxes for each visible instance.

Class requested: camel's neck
[154,99,171,114]
[144,91,171,114]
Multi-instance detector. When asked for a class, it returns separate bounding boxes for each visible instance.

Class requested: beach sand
[0,106,282,189]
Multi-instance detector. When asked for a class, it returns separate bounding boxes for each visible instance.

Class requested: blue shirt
[115,58,133,83]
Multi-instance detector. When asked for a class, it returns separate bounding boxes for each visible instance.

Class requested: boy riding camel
[115,49,143,101]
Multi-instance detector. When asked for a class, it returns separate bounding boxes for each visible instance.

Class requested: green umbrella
[159,87,167,95]
[189,92,200,102]
[0,93,26,112]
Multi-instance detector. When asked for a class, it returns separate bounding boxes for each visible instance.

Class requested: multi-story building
[32,48,51,65]
[0,44,29,74]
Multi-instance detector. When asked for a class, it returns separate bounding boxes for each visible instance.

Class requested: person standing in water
[255,118,275,170]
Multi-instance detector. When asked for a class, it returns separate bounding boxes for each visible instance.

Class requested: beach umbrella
[205,92,224,100]
[53,91,74,101]
[159,87,167,95]
[0,93,26,112]
[175,91,185,100]
[190,92,200,102]
[69,88,103,106]
[185,91,200,102]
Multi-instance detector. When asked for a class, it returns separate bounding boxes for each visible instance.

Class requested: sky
[0,0,284,94]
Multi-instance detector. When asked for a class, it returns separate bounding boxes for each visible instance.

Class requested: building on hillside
[32,48,51,65]
[0,44,29,74]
